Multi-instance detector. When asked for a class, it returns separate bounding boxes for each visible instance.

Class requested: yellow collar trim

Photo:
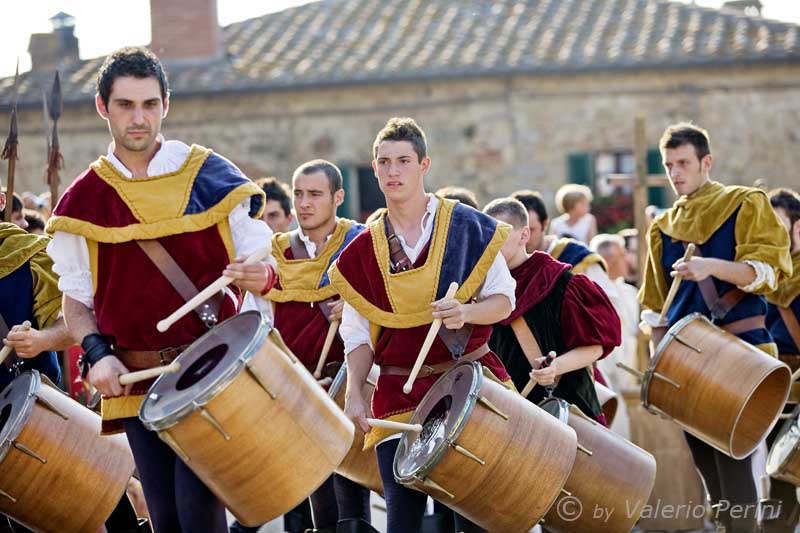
[768,252,800,307]
[0,223,49,278]
[268,219,354,303]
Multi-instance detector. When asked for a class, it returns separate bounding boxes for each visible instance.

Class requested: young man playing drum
[45,47,274,533]
[329,117,515,533]
[261,159,374,533]
[763,187,800,533]
[483,198,621,424]
[639,123,792,532]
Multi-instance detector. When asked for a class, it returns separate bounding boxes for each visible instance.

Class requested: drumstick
[313,319,340,378]
[365,418,423,433]
[156,246,271,333]
[658,243,696,325]
[520,351,557,398]
[119,362,181,385]
[792,367,800,383]
[403,282,459,394]
[0,320,31,365]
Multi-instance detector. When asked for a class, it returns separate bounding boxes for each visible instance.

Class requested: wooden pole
[633,116,648,288]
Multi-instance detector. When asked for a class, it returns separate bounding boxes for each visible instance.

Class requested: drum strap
[384,215,473,356]
[510,316,543,365]
[288,229,337,322]
[685,243,745,321]
[136,239,224,328]
[779,306,800,354]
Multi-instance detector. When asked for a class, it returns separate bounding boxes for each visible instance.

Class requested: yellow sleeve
[28,250,63,329]
[638,222,668,312]
[734,191,793,294]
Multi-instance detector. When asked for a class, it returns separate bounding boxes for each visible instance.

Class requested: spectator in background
[256,176,294,233]
[435,185,479,209]
[24,210,46,235]
[618,228,639,284]
[0,190,28,230]
[550,183,597,244]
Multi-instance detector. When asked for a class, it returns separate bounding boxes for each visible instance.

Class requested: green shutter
[646,148,667,207]
[567,152,593,187]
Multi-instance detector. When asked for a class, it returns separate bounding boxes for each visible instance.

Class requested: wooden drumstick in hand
[314,320,340,379]
[156,246,271,333]
[521,351,557,398]
[119,362,181,386]
[658,243,696,325]
[403,282,459,394]
[365,418,423,433]
[0,320,31,365]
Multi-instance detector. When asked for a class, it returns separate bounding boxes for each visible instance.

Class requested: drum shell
[401,368,577,532]
[330,365,383,495]
[643,313,790,459]
[0,375,134,532]
[153,332,354,527]
[766,407,800,486]
[543,405,656,533]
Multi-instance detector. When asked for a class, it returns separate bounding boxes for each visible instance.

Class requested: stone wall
[3,62,799,213]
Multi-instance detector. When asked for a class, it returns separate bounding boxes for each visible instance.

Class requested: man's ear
[334,188,345,207]
[701,153,714,174]
[162,93,170,119]
[95,93,109,119]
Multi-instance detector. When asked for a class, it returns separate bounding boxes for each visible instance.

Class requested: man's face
[663,144,712,197]
[96,76,167,155]
[293,171,342,233]
[373,140,429,204]
[525,209,545,253]
[261,199,292,233]
[492,213,529,263]
[0,193,28,230]
[600,242,628,280]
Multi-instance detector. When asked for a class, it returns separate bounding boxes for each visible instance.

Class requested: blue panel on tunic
[659,207,772,347]
[183,153,264,217]
[557,240,593,268]
[767,299,800,355]
[0,264,60,391]
[437,203,499,300]
[319,223,366,288]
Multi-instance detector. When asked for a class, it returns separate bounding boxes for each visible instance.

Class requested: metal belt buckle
[197,303,218,329]
[420,365,436,378]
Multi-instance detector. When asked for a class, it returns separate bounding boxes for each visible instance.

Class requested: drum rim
[392,361,482,483]
[538,396,571,424]
[328,360,347,401]
[0,370,40,463]
[767,405,800,476]
[138,311,271,431]
[641,312,706,407]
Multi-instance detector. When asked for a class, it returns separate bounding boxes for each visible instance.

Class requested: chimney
[149,0,223,63]
[28,12,80,71]
[722,0,763,17]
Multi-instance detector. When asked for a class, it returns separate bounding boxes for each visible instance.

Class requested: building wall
[3,62,799,211]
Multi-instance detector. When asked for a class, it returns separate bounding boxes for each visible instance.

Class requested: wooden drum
[539,397,657,533]
[139,311,354,527]
[328,362,383,494]
[767,405,800,486]
[642,313,790,459]
[393,362,577,531]
[0,370,135,532]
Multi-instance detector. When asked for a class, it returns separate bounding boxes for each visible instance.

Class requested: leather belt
[380,343,490,378]
[779,354,800,372]
[719,315,765,336]
[116,345,189,368]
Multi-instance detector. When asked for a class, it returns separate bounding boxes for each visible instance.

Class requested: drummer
[483,198,621,423]
[261,159,374,531]
[639,123,792,531]
[45,47,275,533]
[329,117,515,533]
[763,187,800,532]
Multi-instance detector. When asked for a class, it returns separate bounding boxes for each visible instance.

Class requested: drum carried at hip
[393,361,577,532]
[0,370,135,532]
[630,313,790,459]
[139,310,354,527]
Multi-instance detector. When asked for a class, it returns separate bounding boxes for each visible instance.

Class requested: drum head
[393,362,481,483]
[0,371,39,462]
[328,361,348,401]
[538,397,571,424]
[139,311,270,431]
[767,406,800,476]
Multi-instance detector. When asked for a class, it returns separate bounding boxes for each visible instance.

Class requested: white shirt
[46,139,274,322]
[550,213,595,244]
[296,220,335,259]
[340,195,516,355]
[546,238,619,302]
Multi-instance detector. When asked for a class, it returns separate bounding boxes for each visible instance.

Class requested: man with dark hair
[330,117,515,532]
[761,188,800,533]
[484,198,620,424]
[0,190,29,230]
[256,176,294,233]
[260,159,374,533]
[45,46,275,533]
[639,122,792,532]
[24,210,46,235]
[435,185,479,209]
